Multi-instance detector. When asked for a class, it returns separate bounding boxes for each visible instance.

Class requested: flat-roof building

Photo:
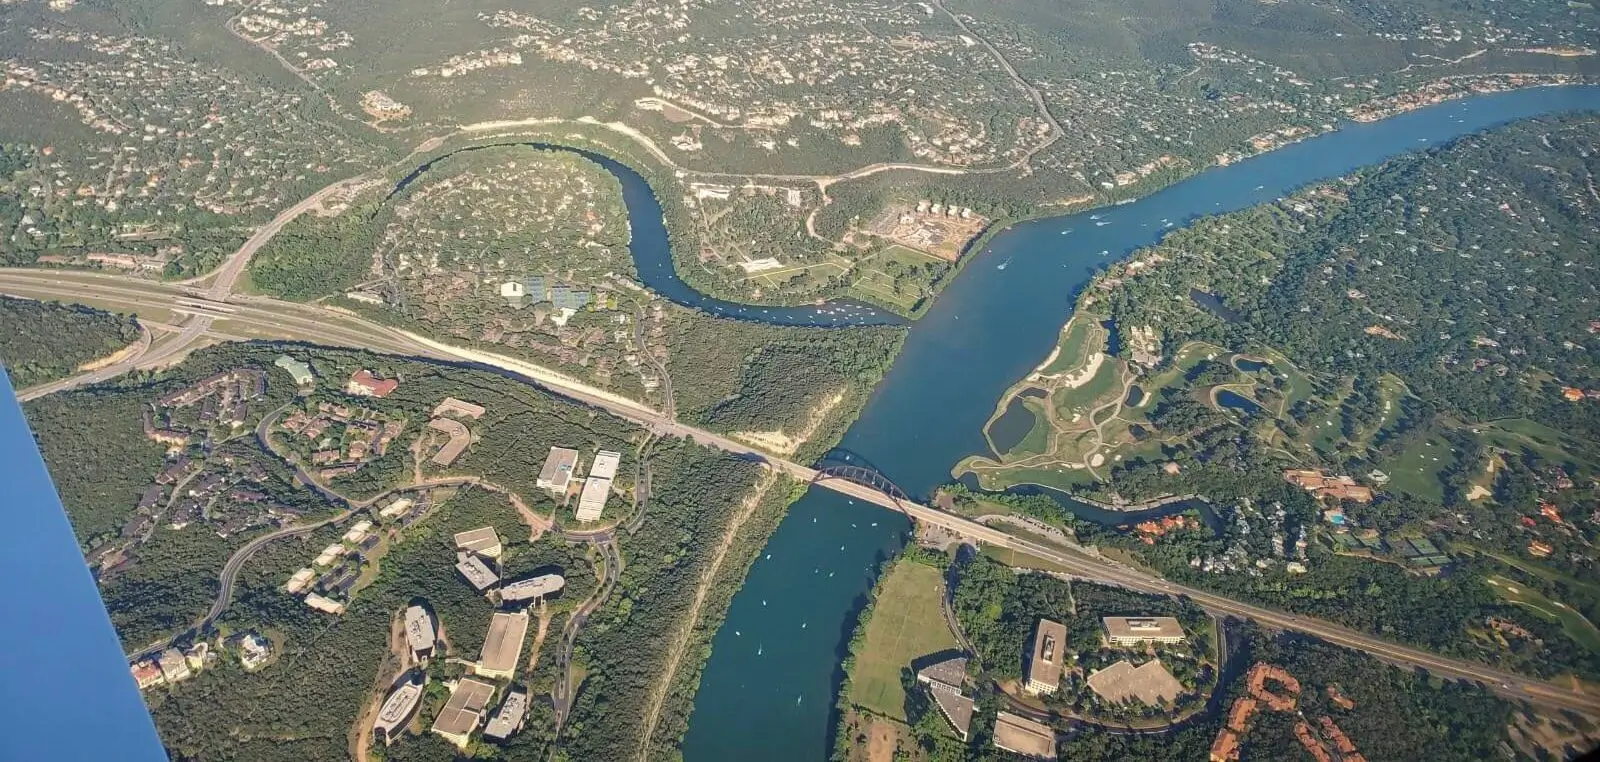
[305,593,347,614]
[1103,616,1186,646]
[453,526,503,558]
[483,687,529,740]
[373,672,425,746]
[405,605,436,658]
[588,450,622,480]
[993,711,1057,759]
[431,677,496,749]
[501,573,566,603]
[576,477,612,522]
[342,520,373,544]
[476,611,530,680]
[1086,659,1184,706]
[1025,618,1067,695]
[455,552,500,592]
[432,397,486,420]
[537,447,579,493]
[427,418,471,466]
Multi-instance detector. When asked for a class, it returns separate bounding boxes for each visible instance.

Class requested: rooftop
[427,418,470,466]
[430,677,496,739]
[1026,618,1067,691]
[404,605,435,653]
[916,656,968,690]
[483,688,529,740]
[453,527,502,558]
[1085,659,1184,706]
[538,447,579,490]
[501,573,566,602]
[373,674,425,739]
[346,369,398,398]
[927,680,975,740]
[576,477,612,522]
[588,449,622,480]
[1103,616,1185,642]
[477,611,530,679]
[455,553,500,591]
[432,397,486,420]
[993,711,1057,759]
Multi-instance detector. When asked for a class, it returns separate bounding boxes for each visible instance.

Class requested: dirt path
[524,606,553,675]
[350,613,410,762]
[634,471,780,760]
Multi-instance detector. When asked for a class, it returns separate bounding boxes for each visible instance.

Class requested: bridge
[4,268,1599,715]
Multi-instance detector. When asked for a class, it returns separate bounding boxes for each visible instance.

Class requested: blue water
[0,369,168,760]
[389,144,906,327]
[682,86,1600,760]
[1215,389,1265,415]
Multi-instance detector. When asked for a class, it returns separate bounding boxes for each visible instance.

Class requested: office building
[1025,618,1067,694]
[1103,616,1186,646]
[537,447,579,493]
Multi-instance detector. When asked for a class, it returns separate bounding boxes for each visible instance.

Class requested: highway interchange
[4,264,1599,716]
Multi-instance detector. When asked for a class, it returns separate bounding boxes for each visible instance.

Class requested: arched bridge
[812,464,911,504]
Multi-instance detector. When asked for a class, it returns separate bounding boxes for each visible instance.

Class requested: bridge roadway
[4,268,1598,715]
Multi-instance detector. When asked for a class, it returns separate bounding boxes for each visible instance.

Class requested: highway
[5,268,1598,715]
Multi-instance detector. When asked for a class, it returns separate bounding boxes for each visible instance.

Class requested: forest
[0,296,141,388]
[667,310,906,461]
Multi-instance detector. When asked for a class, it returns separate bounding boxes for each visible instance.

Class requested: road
[7,268,1599,715]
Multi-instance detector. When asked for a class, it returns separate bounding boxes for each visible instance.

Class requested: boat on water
[996,257,1012,270]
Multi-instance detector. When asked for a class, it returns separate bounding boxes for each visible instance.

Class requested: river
[676,85,1600,760]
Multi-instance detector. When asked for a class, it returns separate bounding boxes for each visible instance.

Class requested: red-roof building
[346,370,399,398]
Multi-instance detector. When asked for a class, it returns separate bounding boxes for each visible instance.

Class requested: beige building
[501,573,565,603]
[372,673,425,745]
[537,447,579,493]
[455,552,500,592]
[431,677,496,748]
[476,611,530,680]
[993,711,1057,759]
[576,477,612,522]
[588,449,622,480]
[1024,618,1068,695]
[1103,616,1186,646]
[1086,659,1184,706]
[404,605,436,658]
[453,526,503,558]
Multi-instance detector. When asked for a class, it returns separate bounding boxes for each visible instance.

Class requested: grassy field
[848,560,960,721]
[1040,316,1099,375]
[1487,576,1600,655]
[1382,434,1456,502]
[1050,355,1123,417]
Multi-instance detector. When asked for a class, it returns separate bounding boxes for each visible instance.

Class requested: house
[237,632,272,670]
[1024,619,1067,694]
[158,648,191,683]
[1528,540,1554,558]
[346,369,398,398]
[131,661,165,690]
[1103,616,1186,646]
[1085,659,1184,706]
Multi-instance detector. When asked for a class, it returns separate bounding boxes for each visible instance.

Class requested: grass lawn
[1040,316,1099,375]
[1487,576,1600,655]
[847,560,960,721]
[1051,356,1123,417]
[1382,434,1456,502]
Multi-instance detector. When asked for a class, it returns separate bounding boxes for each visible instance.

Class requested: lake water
[680,86,1600,760]
[1215,389,1266,416]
